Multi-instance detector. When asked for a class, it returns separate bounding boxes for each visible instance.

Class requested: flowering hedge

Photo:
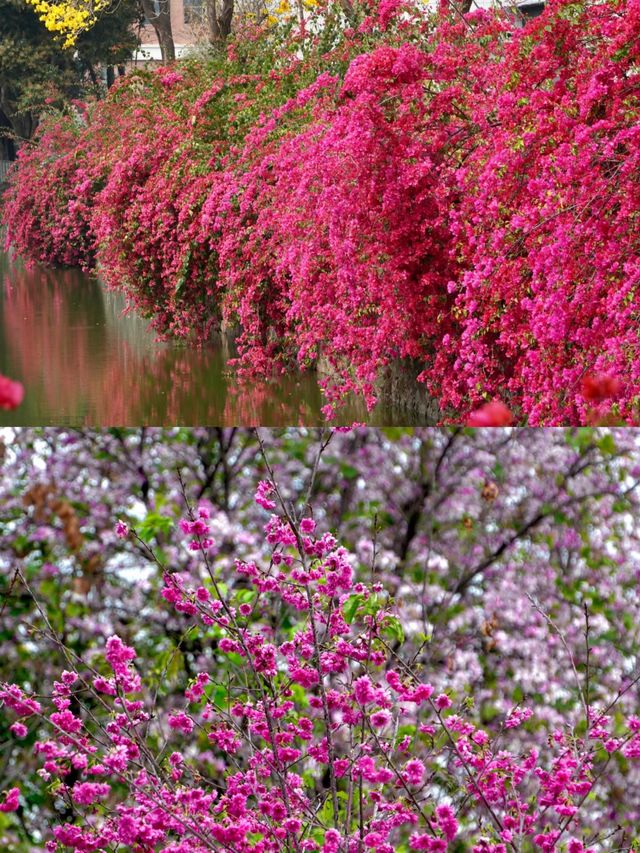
[3,0,640,423]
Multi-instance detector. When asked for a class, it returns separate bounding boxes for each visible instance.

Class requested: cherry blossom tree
[2,428,640,848]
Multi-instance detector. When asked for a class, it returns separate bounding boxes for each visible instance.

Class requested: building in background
[134,0,205,61]
[132,0,544,63]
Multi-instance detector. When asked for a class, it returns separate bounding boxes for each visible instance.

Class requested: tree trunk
[207,0,234,42]
[85,61,99,87]
[0,92,35,146]
[141,0,176,61]
[0,105,16,159]
[440,0,473,12]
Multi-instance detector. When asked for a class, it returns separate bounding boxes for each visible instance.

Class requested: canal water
[0,250,415,426]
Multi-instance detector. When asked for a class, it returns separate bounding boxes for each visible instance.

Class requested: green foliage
[343,592,365,623]
[0,0,141,144]
[137,511,174,543]
[382,614,405,644]
[75,0,143,67]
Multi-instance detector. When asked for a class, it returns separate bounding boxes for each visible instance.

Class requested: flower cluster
[179,504,216,551]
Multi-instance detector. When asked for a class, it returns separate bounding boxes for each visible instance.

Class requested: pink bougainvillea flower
[0,374,24,410]
[0,787,20,812]
[466,401,514,427]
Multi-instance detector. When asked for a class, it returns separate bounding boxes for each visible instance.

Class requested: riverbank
[0,249,433,425]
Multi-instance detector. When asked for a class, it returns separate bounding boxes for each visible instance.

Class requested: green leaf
[597,433,616,455]
[137,512,174,543]
[339,463,359,481]
[382,615,405,645]
[165,649,184,685]
[236,588,256,604]
[381,427,415,440]
[212,683,228,709]
[174,246,193,299]
[362,593,383,617]
[343,593,364,624]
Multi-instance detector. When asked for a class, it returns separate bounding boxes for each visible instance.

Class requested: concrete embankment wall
[0,160,12,188]
[316,354,441,425]
[220,318,441,423]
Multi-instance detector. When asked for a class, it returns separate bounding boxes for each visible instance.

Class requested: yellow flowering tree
[265,0,317,24]
[25,0,110,47]
[26,0,176,61]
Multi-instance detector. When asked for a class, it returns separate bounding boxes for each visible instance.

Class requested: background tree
[27,0,177,62]
[0,0,142,151]
[2,427,640,845]
[0,429,640,851]
[0,0,77,145]
[75,0,144,84]
[206,0,235,41]
[139,0,175,61]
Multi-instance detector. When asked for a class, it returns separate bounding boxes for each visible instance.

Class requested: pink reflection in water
[0,256,325,425]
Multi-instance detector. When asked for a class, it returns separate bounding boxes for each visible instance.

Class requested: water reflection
[0,251,398,426]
